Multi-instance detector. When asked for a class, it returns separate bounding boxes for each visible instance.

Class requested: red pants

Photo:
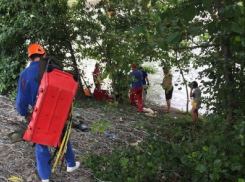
[130,87,143,112]
[93,88,111,101]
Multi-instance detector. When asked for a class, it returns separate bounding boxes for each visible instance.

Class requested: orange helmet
[27,43,46,57]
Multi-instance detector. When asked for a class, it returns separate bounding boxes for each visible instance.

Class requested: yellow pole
[51,104,73,173]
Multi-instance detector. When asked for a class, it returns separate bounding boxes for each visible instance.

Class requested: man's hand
[166,90,169,94]
[25,113,32,122]
[147,82,149,86]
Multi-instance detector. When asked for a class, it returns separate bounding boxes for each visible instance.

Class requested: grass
[68,0,97,2]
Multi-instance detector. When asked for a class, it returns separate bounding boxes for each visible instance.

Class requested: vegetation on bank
[86,115,245,181]
[74,99,245,182]
[0,0,244,181]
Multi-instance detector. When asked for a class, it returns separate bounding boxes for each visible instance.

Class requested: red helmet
[27,43,46,57]
[131,64,137,68]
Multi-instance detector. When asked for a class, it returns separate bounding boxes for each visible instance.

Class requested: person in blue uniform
[129,65,143,112]
[139,67,149,104]
[16,43,80,182]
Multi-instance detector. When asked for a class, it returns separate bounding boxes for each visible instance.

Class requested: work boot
[67,161,80,172]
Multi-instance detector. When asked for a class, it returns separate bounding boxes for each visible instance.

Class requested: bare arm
[190,88,195,97]
[146,76,149,84]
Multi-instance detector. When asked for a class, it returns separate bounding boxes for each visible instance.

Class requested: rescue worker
[129,65,143,112]
[16,43,80,182]
[93,62,112,102]
[93,63,101,90]
[139,67,149,104]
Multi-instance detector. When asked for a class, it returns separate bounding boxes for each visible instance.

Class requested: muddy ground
[0,95,185,182]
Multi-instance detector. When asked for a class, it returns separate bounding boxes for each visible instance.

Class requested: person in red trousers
[129,65,143,112]
[93,63,112,102]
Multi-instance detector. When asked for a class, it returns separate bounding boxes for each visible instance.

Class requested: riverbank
[0,95,193,182]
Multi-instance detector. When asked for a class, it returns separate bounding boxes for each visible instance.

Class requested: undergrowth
[85,113,245,182]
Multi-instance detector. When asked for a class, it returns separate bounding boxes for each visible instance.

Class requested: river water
[80,59,207,114]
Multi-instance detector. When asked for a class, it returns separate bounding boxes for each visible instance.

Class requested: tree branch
[172,44,220,50]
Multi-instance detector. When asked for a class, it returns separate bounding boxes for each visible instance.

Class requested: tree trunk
[222,36,234,126]
[106,43,116,101]
[218,0,234,125]
[175,51,189,113]
[67,41,86,97]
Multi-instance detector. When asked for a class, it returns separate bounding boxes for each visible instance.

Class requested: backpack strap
[34,55,63,84]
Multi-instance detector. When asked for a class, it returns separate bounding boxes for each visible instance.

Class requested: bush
[86,114,245,182]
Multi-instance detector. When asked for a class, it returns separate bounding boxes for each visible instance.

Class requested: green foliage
[91,119,111,133]
[1,0,244,180]
[86,115,245,182]
[72,0,155,99]
[0,0,87,98]
[130,0,244,123]
[102,101,119,113]
[140,65,157,74]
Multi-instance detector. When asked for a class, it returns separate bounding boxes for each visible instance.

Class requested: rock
[26,174,37,181]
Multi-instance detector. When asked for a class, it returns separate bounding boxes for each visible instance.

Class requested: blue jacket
[16,61,40,116]
[16,60,76,180]
[129,69,143,89]
[141,70,148,85]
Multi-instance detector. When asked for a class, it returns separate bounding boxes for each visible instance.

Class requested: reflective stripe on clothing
[16,61,40,116]
[130,87,143,112]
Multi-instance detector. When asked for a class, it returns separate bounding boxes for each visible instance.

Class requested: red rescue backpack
[23,56,78,147]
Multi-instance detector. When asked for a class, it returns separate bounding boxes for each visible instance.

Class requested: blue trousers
[35,140,76,180]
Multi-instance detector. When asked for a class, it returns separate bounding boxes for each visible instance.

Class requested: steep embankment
[0,95,184,181]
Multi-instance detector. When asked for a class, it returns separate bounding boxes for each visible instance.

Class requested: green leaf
[234,4,241,16]
[147,162,153,167]
[207,21,217,35]
[136,43,148,53]
[209,145,218,154]
[154,1,163,10]
[157,39,168,49]
[202,0,211,8]
[192,152,197,158]
[238,179,245,182]
[159,12,168,21]
[231,24,243,34]
[188,27,200,36]
[224,5,235,18]
[242,40,245,47]
[173,145,181,152]
[151,14,161,23]
[235,36,241,41]
[196,164,207,173]
[166,33,182,44]
[182,5,196,21]
[181,155,188,164]
[156,23,165,35]
[120,157,129,166]
[133,26,146,35]
[231,155,240,163]
[202,146,209,152]
[214,159,222,168]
